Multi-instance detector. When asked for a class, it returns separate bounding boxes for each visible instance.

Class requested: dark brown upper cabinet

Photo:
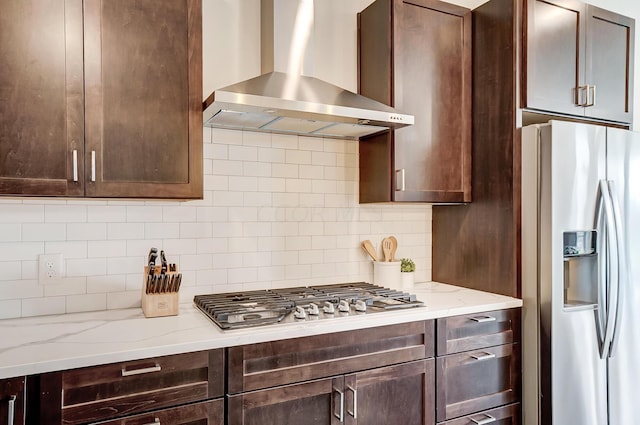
[0,0,203,199]
[524,0,634,124]
[358,0,472,203]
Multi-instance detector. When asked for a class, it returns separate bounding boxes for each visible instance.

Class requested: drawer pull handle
[346,385,357,419]
[7,395,16,425]
[333,387,344,423]
[121,363,161,377]
[90,150,96,182]
[470,414,496,424]
[469,315,496,323]
[141,419,160,425]
[470,352,496,361]
[72,150,79,182]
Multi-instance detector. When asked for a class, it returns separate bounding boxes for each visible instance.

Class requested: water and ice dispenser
[563,231,598,308]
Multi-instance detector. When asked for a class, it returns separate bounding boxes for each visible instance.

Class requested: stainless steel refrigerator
[521,120,640,425]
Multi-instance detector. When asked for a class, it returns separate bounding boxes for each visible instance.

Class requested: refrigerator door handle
[598,180,620,360]
[607,180,626,358]
[594,181,609,356]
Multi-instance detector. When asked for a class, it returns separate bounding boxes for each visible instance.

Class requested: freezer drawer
[436,344,521,422]
[437,402,520,425]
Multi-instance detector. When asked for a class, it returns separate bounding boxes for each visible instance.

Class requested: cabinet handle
[576,85,589,106]
[395,169,406,191]
[90,150,96,182]
[469,315,496,323]
[72,150,79,182]
[586,84,596,107]
[333,387,344,423]
[470,414,496,424]
[346,385,357,418]
[121,363,161,377]
[7,395,16,425]
[470,352,496,361]
[140,419,160,425]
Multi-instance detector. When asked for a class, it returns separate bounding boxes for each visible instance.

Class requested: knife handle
[160,250,167,274]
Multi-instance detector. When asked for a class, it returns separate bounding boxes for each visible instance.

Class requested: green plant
[400,258,415,273]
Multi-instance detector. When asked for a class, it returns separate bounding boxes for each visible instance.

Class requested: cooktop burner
[194,282,425,330]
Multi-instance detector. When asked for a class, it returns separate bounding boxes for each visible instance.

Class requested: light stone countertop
[0,282,522,380]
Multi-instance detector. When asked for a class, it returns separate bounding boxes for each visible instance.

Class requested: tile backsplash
[0,128,432,319]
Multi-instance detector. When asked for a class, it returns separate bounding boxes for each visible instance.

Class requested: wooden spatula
[361,240,378,261]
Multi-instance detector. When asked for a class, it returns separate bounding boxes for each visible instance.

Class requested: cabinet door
[438,403,520,425]
[0,0,84,196]
[227,377,343,425]
[358,0,471,203]
[91,398,223,425]
[0,378,24,425]
[436,344,520,422]
[344,359,435,425]
[83,0,202,199]
[584,5,634,123]
[393,0,471,203]
[524,0,586,116]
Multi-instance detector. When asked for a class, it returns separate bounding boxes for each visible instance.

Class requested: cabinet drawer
[59,349,223,424]
[436,309,520,355]
[438,402,520,425]
[436,344,520,422]
[0,377,25,425]
[228,320,434,393]
[91,398,223,425]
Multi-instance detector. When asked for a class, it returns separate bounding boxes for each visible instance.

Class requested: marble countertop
[0,282,522,380]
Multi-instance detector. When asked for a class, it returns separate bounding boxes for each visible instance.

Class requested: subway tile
[242,161,271,177]
[197,238,228,254]
[298,194,325,208]
[242,252,271,267]
[212,128,243,145]
[67,223,107,241]
[180,254,214,271]
[107,257,143,275]
[203,143,227,159]
[228,207,258,222]
[0,224,20,241]
[212,253,243,269]
[301,165,324,179]
[106,291,141,309]
[196,269,227,286]
[212,191,244,207]
[45,205,86,223]
[163,206,197,222]
[298,222,324,236]
[285,179,312,193]
[258,178,286,193]
[21,261,37,280]
[272,222,300,237]
[312,151,337,166]
[228,176,258,192]
[242,131,271,147]
[0,300,21,319]
[180,222,213,239]
[229,145,258,162]
[144,223,180,239]
[126,240,162,257]
[212,222,243,238]
[312,235,337,250]
[22,223,66,242]
[271,134,298,150]
[258,147,285,163]
[285,236,311,251]
[43,277,87,297]
[88,240,127,258]
[299,250,324,265]
[0,280,43,300]
[22,296,66,317]
[0,242,44,262]
[87,275,127,293]
[243,222,272,237]
[202,125,212,143]
[312,180,337,194]
[88,206,126,223]
[203,159,213,175]
[162,238,198,255]
[212,160,244,176]
[66,293,107,313]
[228,237,258,253]
[272,163,298,179]
[285,264,311,280]
[0,204,44,223]
[256,266,285,281]
[323,138,348,153]
[297,136,324,151]
[126,206,160,223]
[228,268,257,284]
[243,192,272,207]
[45,241,88,259]
[257,236,285,252]
[272,193,299,207]
[197,207,228,222]
[108,223,144,241]
[204,175,229,191]
[285,150,312,165]
[66,258,107,277]
[272,250,299,266]
[0,262,21,281]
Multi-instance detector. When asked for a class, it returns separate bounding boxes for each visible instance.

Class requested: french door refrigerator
[521,120,640,425]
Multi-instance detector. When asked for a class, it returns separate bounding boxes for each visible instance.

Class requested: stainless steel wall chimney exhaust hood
[202,1,414,140]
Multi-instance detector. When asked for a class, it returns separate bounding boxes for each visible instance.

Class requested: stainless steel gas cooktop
[193,282,425,330]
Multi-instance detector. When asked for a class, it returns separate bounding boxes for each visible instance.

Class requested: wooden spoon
[382,238,392,262]
[388,236,398,261]
[361,240,378,262]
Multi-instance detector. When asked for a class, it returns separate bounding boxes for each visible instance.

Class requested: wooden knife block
[141,265,180,318]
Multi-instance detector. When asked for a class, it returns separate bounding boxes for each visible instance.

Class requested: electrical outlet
[39,253,64,284]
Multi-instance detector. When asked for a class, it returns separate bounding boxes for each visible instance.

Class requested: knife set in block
[142,248,182,318]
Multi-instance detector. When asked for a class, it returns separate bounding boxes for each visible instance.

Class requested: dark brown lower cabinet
[438,403,520,425]
[0,377,24,425]
[228,360,435,425]
[91,399,223,425]
[436,344,520,422]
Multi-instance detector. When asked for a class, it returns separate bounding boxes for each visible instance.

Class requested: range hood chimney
[202,0,414,140]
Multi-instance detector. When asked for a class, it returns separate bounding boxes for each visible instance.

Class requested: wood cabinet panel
[93,398,223,425]
[228,321,434,394]
[358,0,471,203]
[436,309,521,356]
[228,377,343,425]
[436,344,520,422]
[345,359,435,425]
[0,0,84,196]
[438,403,520,425]
[83,0,202,199]
[0,377,24,425]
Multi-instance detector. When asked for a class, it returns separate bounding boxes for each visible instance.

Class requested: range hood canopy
[202,1,414,140]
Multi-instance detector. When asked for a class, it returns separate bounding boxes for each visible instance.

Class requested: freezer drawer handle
[141,419,160,425]
[72,150,79,182]
[90,151,96,182]
[395,169,406,191]
[346,385,357,419]
[470,414,496,424]
[470,352,496,361]
[121,363,162,377]
[333,387,344,422]
[469,315,496,323]
[7,395,16,425]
